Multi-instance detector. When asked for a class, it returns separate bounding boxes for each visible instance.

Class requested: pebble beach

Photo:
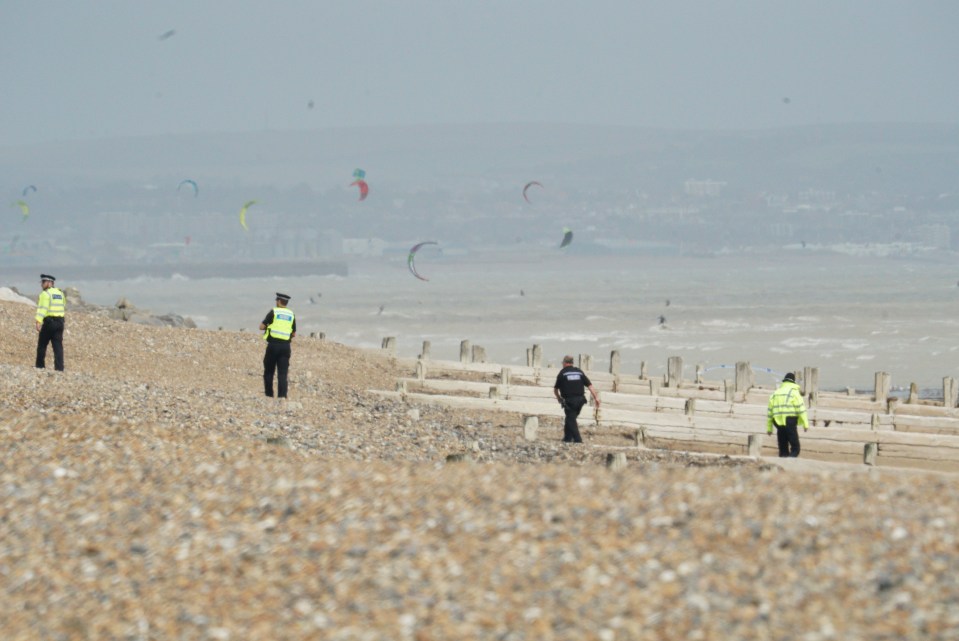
[2,294,959,640]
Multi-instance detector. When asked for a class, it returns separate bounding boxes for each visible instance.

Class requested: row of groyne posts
[382,337,959,407]
[378,338,959,467]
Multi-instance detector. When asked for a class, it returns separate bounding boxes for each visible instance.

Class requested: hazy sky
[3,0,957,146]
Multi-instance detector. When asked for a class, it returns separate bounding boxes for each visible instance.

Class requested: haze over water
[68,251,959,394]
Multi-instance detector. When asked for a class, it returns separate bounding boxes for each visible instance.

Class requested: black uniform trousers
[36,316,65,371]
[775,415,801,457]
[561,395,587,443]
[263,340,292,398]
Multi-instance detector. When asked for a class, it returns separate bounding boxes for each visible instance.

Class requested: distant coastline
[2,259,348,283]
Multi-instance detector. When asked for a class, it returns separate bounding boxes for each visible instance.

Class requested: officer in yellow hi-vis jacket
[258,292,296,398]
[766,372,809,457]
[35,273,66,371]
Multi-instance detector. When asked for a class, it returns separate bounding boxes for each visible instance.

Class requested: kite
[353,168,366,180]
[13,200,29,221]
[158,30,176,41]
[177,179,199,197]
[408,241,438,281]
[21,185,37,197]
[559,227,573,248]
[351,179,369,201]
[239,200,257,231]
[523,181,543,204]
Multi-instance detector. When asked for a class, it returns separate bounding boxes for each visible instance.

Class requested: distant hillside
[3,122,958,194]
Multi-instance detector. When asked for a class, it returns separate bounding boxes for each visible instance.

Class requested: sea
[58,250,959,395]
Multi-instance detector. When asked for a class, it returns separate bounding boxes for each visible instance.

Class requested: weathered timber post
[382,336,397,353]
[396,380,407,393]
[907,382,919,404]
[724,380,734,402]
[606,452,628,472]
[874,371,891,404]
[864,443,878,466]
[579,354,592,371]
[649,378,661,396]
[695,364,704,384]
[639,361,648,380]
[523,416,538,441]
[634,426,647,447]
[415,361,426,381]
[420,340,431,360]
[472,345,487,363]
[501,367,511,386]
[609,350,621,376]
[459,340,472,363]
[871,413,880,430]
[747,434,762,457]
[803,367,819,407]
[488,386,499,399]
[531,344,542,368]
[944,377,959,409]
[667,356,683,388]
[684,398,696,415]
[735,362,753,394]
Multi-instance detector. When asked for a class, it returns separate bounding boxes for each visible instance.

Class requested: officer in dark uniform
[553,355,601,443]
[35,273,66,371]
[259,292,296,398]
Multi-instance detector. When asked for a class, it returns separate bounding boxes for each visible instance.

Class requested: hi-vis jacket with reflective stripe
[264,307,294,341]
[766,380,809,431]
[35,287,65,322]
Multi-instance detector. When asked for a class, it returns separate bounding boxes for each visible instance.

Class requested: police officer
[259,292,296,398]
[766,372,810,457]
[35,273,66,371]
[553,355,601,443]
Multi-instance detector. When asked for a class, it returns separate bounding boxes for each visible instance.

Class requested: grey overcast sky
[2,0,957,146]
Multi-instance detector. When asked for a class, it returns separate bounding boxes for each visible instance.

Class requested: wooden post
[695,364,704,384]
[724,380,734,402]
[803,367,819,407]
[667,356,683,388]
[460,340,471,363]
[415,361,426,381]
[864,442,878,466]
[606,452,628,472]
[531,344,542,368]
[523,416,538,441]
[420,340,431,360]
[579,354,592,371]
[907,382,918,404]
[488,386,499,399]
[382,336,396,353]
[609,350,621,376]
[501,367,511,386]
[747,434,762,457]
[735,361,753,393]
[639,361,648,380]
[472,345,487,363]
[634,426,647,447]
[396,380,407,393]
[649,378,661,396]
[871,413,880,430]
[684,398,696,415]
[874,371,891,404]
[944,377,959,409]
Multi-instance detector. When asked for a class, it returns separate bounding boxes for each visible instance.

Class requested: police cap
[275,292,291,303]
[40,274,56,282]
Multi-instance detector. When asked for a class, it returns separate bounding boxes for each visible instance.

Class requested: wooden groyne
[367,339,959,473]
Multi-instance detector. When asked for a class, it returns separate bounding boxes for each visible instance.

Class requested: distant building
[684,179,727,197]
